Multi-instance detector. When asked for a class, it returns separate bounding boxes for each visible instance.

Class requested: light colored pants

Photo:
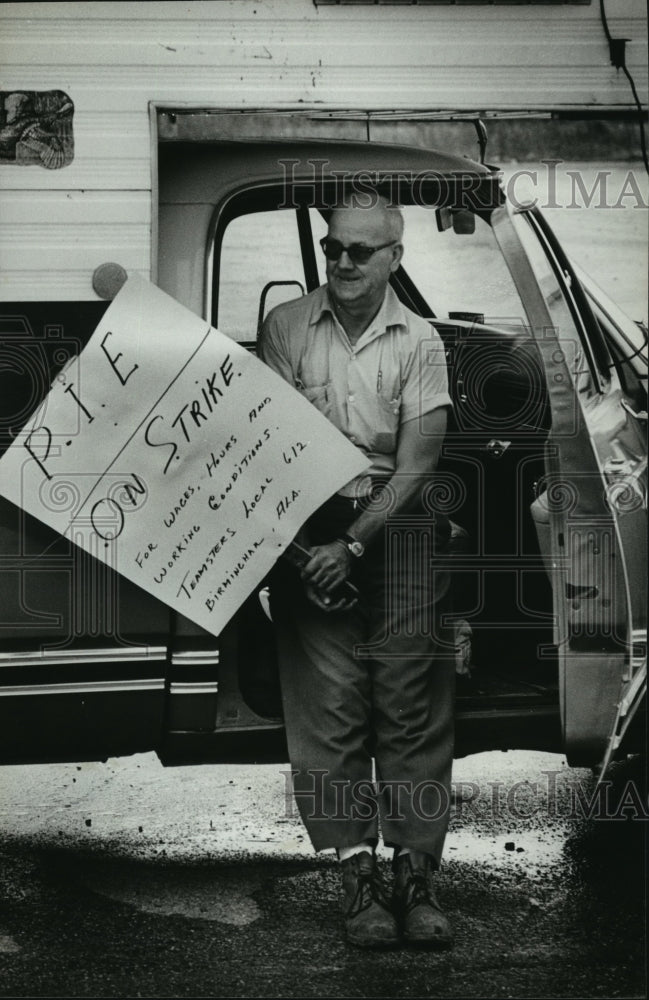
[270,494,455,866]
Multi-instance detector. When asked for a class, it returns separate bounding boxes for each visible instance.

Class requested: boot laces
[348,869,389,918]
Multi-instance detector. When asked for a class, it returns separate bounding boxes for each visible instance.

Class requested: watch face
[349,540,364,557]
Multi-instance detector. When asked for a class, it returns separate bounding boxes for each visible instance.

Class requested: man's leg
[269,569,399,948]
[270,568,379,851]
[369,605,455,861]
[370,603,455,948]
[361,530,456,947]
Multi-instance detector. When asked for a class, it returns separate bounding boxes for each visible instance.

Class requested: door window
[216,208,308,343]
[510,207,608,396]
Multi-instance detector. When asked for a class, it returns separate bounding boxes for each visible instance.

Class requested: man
[259,194,455,949]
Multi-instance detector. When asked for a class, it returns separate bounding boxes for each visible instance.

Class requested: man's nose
[336,249,355,268]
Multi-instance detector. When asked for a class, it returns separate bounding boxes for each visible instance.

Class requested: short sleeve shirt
[259,284,451,497]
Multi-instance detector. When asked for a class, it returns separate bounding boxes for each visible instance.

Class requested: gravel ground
[0,750,645,998]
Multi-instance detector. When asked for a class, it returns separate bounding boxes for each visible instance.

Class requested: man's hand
[304,582,357,613]
[301,540,351,594]
[301,542,358,611]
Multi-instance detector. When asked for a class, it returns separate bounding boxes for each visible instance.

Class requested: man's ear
[390,243,404,272]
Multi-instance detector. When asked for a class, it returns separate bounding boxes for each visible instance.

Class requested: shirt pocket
[370,391,402,454]
[295,379,332,419]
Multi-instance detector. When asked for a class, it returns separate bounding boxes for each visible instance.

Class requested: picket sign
[0,276,369,635]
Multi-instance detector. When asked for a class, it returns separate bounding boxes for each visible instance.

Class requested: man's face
[326,207,403,313]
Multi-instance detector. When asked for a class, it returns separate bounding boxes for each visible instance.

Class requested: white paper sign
[0,276,370,635]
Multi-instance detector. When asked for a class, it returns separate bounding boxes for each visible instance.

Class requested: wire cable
[599,0,649,175]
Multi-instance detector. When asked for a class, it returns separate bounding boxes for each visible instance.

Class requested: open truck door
[494,204,647,771]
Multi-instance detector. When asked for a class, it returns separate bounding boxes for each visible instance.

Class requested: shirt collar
[309,284,408,335]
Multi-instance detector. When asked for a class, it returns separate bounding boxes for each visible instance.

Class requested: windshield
[398,206,527,325]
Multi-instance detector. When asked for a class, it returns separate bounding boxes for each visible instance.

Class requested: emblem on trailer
[0,90,73,169]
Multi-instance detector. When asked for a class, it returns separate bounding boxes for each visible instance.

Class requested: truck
[0,0,646,774]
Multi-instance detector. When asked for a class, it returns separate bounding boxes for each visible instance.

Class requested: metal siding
[0,0,646,301]
[0,190,151,300]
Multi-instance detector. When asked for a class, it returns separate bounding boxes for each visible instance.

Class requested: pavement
[0,749,645,998]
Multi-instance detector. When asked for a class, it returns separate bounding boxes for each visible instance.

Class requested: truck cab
[0,116,645,773]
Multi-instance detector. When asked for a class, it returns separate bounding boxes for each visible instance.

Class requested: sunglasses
[319,236,396,265]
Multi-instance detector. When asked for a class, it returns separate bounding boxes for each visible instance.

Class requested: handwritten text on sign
[0,277,370,635]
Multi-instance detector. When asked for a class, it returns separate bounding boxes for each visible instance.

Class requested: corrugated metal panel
[4,0,644,19]
[0,160,150,192]
[0,0,646,301]
[2,66,643,113]
[0,191,150,300]
[4,38,632,70]
[0,190,150,224]
[0,272,149,299]
[0,105,150,191]
[0,2,645,110]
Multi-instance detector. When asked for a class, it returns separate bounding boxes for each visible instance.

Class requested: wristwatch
[337,533,365,558]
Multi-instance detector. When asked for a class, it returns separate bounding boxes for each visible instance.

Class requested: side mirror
[435,208,452,232]
[451,211,476,235]
[435,208,476,235]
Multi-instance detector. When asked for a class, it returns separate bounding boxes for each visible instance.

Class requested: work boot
[392,852,453,948]
[340,851,400,949]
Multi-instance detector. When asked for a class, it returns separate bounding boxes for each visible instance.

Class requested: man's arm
[258,311,296,386]
[258,311,313,552]
[302,406,448,606]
